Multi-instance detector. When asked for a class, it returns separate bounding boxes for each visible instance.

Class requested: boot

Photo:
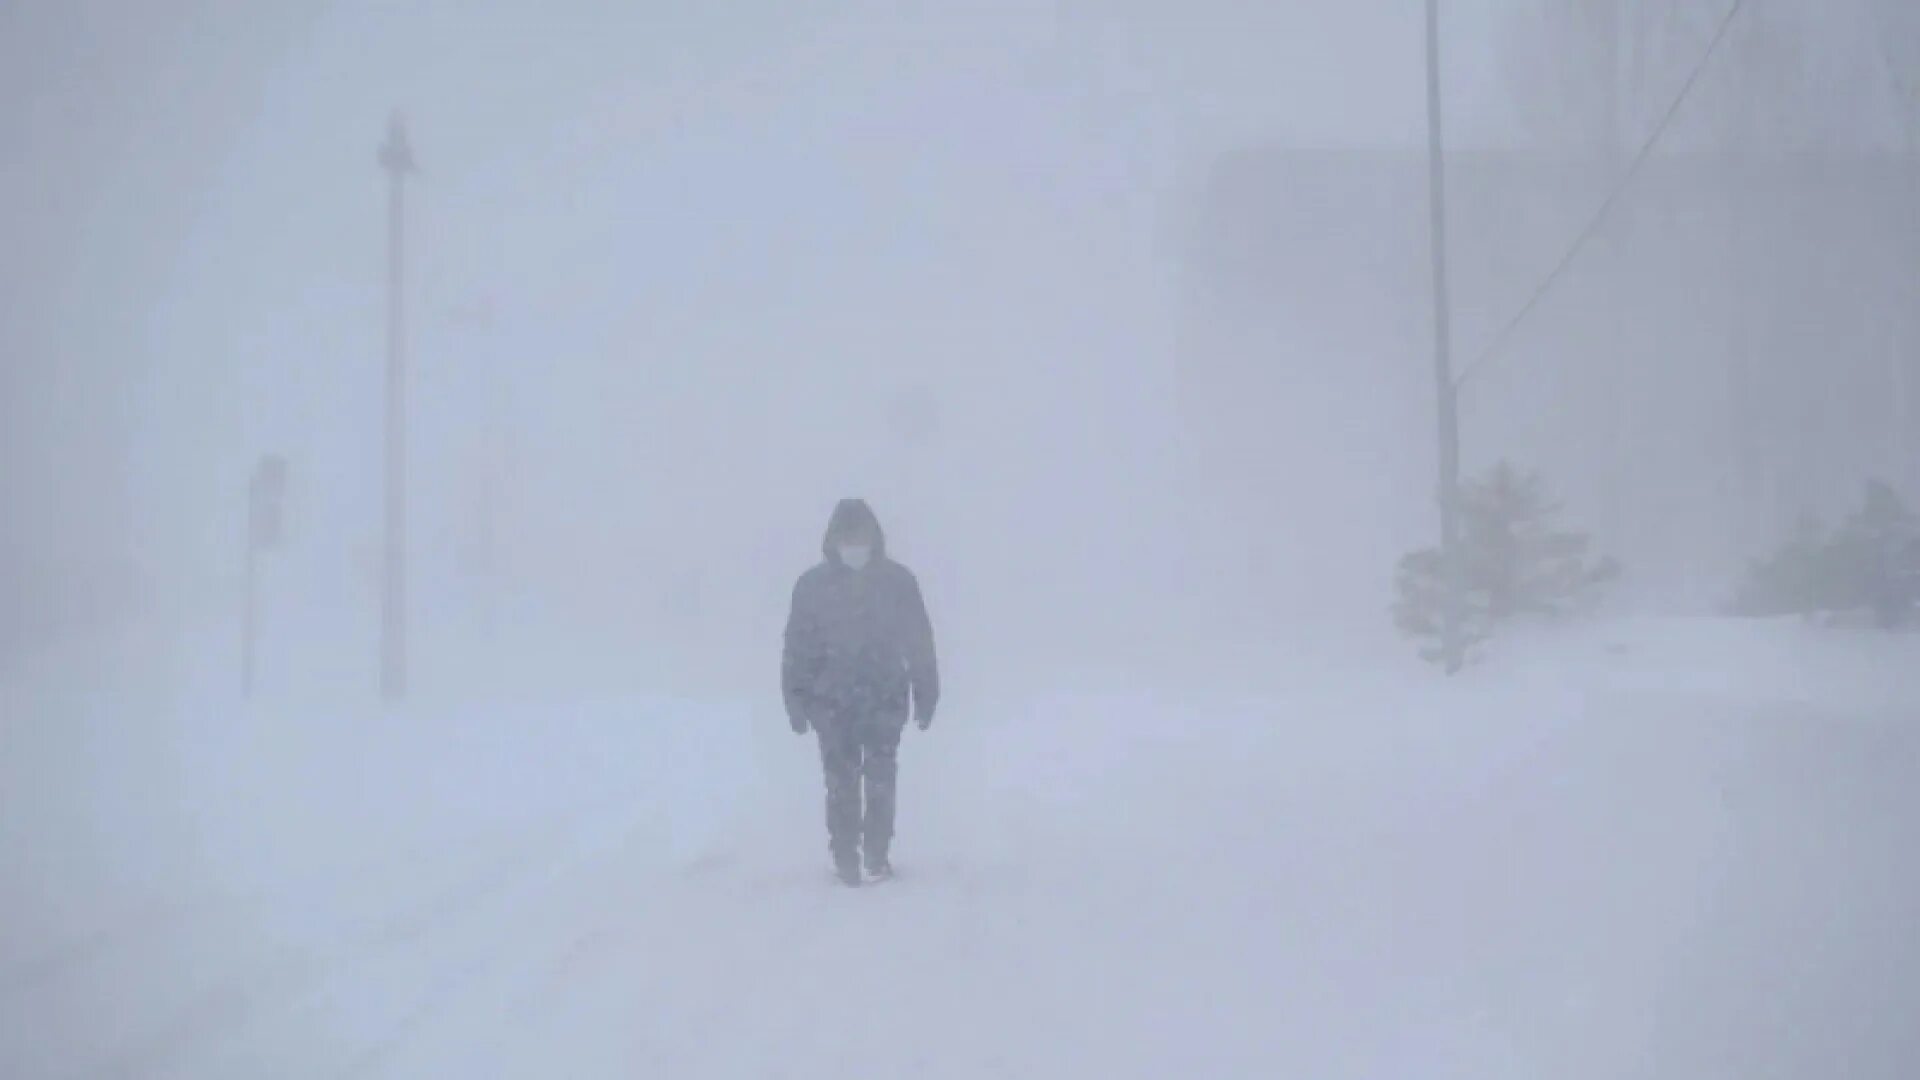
[833,851,863,888]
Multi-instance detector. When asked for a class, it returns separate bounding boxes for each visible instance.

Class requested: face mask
[838,544,872,570]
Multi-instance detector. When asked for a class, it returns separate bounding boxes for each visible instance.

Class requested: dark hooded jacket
[782,500,939,728]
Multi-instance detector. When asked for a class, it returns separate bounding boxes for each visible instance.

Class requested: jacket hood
[823,498,887,563]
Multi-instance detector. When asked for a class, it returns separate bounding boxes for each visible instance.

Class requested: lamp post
[378,113,414,701]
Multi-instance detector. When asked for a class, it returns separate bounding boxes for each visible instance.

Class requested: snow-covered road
[3,621,1916,1078]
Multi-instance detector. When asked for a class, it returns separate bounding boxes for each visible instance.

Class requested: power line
[1454,0,1748,392]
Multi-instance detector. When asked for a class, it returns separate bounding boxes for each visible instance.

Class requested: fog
[4,3,1919,1077]
[8,3,1916,683]
[1,2,1514,680]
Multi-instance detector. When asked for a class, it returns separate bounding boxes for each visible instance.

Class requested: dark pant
[815,714,903,865]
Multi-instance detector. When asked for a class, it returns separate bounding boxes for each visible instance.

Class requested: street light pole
[379,113,414,701]
[1425,0,1465,673]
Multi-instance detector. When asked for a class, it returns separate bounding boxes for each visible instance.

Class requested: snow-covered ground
[3,618,1917,1078]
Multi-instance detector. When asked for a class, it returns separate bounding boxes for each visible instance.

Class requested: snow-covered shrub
[1394,461,1621,665]
[1733,481,1920,628]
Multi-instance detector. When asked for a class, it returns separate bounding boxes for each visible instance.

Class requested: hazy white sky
[9,1,1903,667]
[2,2,1519,648]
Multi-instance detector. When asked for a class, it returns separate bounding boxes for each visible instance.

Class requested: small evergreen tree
[1831,481,1918,626]
[1731,481,1919,627]
[1393,546,1492,665]
[1394,461,1620,664]
[1459,462,1621,618]
[1730,513,1833,617]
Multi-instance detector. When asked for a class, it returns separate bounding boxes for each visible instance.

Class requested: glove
[914,701,936,732]
[790,712,810,736]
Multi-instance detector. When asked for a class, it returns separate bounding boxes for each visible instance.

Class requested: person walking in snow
[782,499,940,886]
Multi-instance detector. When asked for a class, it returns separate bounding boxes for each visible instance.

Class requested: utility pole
[379,113,414,701]
[1896,65,1920,501]
[1425,0,1465,673]
[243,539,258,697]
[243,455,287,699]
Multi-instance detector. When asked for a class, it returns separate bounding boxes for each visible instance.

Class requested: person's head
[823,498,885,570]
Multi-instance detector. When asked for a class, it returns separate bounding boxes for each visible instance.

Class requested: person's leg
[859,719,903,873]
[816,720,861,880]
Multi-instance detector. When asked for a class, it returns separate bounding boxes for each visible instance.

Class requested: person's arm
[782,576,819,734]
[903,571,939,729]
